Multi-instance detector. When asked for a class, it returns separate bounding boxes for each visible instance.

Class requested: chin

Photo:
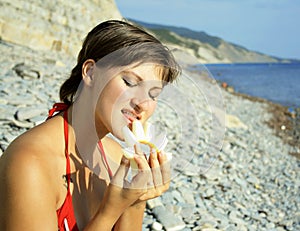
[109,125,125,142]
[109,114,128,141]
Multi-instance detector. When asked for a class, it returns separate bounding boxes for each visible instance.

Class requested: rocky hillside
[0,0,122,56]
[0,1,294,64]
[130,19,291,64]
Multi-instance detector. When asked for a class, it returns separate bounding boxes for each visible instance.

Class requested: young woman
[0,20,180,230]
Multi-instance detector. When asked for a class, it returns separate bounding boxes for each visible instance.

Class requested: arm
[113,201,146,231]
[84,140,170,231]
[0,146,150,231]
[0,148,58,231]
[84,155,151,231]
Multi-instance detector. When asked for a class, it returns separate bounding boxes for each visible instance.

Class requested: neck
[69,97,108,178]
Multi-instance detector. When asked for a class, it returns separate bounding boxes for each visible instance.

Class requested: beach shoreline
[219,84,300,159]
[0,41,299,230]
[186,64,300,159]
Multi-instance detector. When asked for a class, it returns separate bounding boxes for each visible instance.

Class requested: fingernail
[158,151,165,158]
[134,154,142,159]
[151,150,157,158]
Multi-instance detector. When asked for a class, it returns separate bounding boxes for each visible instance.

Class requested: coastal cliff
[0,0,122,56]
[130,19,292,64]
[1,0,293,64]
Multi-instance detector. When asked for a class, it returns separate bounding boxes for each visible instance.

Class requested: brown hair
[59,20,181,105]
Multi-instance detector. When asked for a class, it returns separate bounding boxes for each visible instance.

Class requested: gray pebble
[1,40,300,231]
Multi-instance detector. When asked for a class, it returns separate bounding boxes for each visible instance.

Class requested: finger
[130,156,151,190]
[158,152,171,185]
[111,156,130,187]
[134,144,144,157]
[121,155,131,167]
[139,188,155,201]
[157,150,168,164]
[149,149,163,187]
[149,148,159,167]
[138,184,169,201]
[134,154,151,170]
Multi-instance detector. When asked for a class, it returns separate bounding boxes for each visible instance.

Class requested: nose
[130,97,151,114]
[129,85,155,113]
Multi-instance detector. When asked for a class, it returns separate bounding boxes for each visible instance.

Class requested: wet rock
[151,221,163,231]
[12,63,41,79]
[152,205,186,231]
[1,41,300,231]
[15,107,44,121]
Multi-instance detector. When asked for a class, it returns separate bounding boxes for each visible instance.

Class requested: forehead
[124,63,164,82]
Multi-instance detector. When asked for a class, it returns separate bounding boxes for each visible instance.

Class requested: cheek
[101,83,127,108]
[146,101,157,118]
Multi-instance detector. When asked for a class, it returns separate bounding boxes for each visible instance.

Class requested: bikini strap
[47,103,69,120]
[48,103,112,183]
[63,110,72,188]
[98,141,113,179]
[47,103,72,187]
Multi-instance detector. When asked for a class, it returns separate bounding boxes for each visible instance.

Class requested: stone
[1,30,300,231]
[152,206,186,231]
[3,133,18,143]
[203,188,215,199]
[202,166,222,181]
[151,221,163,231]
[172,190,185,203]
[147,198,164,209]
[225,114,248,129]
[15,107,44,121]
[10,118,34,128]
[180,205,195,219]
[12,63,40,79]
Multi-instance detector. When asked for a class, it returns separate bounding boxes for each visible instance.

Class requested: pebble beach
[0,40,299,231]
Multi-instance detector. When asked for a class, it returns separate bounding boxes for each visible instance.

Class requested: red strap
[47,103,71,185]
[47,103,69,120]
[48,103,112,182]
[98,141,113,179]
[48,103,78,230]
[63,110,71,186]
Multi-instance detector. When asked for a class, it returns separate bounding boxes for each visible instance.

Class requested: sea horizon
[194,62,300,109]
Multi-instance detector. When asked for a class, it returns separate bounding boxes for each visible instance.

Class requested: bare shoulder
[0,115,65,175]
[0,116,65,230]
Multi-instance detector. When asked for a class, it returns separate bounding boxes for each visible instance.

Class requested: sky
[115,0,300,60]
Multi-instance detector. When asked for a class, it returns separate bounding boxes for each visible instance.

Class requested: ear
[82,59,96,86]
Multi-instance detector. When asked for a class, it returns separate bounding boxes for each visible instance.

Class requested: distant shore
[220,84,300,159]
[186,63,300,159]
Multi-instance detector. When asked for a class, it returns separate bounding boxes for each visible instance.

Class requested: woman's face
[94,63,163,140]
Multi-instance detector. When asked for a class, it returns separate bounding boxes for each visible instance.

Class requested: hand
[138,149,171,201]
[104,146,171,209]
[84,154,152,230]
[106,152,152,208]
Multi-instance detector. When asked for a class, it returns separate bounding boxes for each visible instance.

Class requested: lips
[121,109,141,123]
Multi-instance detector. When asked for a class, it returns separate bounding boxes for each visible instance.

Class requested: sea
[197,63,300,109]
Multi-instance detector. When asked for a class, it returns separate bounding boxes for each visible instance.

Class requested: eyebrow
[122,70,163,89]
[122,70,143,81]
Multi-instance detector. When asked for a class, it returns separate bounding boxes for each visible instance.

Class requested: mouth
[121,109,141,124]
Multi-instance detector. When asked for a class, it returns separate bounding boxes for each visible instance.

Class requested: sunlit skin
[75,60,171,229]
[92,60,163,141]
[0,60,171,231]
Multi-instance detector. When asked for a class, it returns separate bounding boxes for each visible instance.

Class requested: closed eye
[122,77,138,87]
[149,87,162,101]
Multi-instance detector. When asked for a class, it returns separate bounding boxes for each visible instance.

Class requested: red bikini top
[48,103,79,231]
[48,103,113,231]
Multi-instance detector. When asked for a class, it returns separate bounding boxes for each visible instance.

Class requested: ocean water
[199,63,300,108]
